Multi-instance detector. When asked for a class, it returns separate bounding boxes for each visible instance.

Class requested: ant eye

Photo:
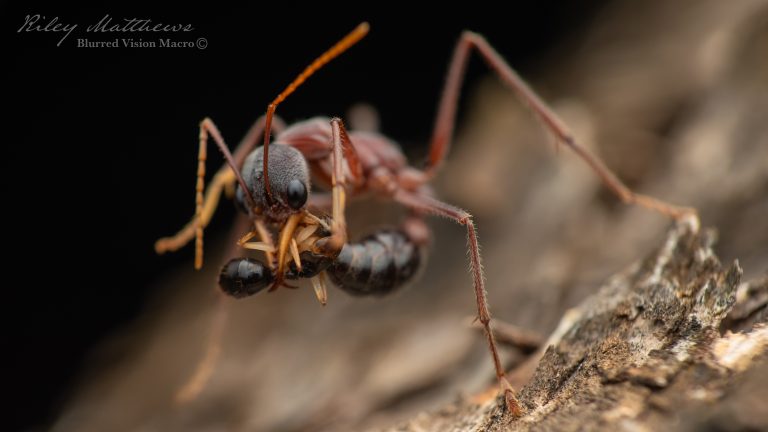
[286,179,307,209]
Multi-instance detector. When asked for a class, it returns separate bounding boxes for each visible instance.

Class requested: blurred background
[4,1,767,431]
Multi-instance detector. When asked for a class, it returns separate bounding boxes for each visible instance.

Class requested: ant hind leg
[424,31,696,221]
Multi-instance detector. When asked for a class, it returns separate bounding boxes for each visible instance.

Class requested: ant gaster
[155,23,694,415]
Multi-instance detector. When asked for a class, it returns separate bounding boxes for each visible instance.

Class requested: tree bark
[385,219,768,431]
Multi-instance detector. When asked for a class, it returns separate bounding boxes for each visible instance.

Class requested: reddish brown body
[278,118,424,189]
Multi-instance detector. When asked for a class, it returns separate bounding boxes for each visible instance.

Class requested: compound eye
[286,179,307,209]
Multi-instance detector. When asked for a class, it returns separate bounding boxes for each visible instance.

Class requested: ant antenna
[261,22,370,204]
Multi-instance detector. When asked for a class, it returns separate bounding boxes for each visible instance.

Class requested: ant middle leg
[424,31,695,220]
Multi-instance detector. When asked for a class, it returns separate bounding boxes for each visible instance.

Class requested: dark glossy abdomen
[328,229,423,296]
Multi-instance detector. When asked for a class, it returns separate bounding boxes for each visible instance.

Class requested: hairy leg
[394,189,521,416]
[425,31,694,219]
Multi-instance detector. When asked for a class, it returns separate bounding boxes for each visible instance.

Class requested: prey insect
[155,22,693,415]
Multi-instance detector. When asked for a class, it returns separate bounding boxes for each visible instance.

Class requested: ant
[155,22,693,416]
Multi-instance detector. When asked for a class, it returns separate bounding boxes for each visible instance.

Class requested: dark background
[4,3,607,431]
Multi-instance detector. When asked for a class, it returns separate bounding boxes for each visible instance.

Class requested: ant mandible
[155,22,693,416]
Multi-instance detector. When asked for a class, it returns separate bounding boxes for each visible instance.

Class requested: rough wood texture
[386,219,768,431]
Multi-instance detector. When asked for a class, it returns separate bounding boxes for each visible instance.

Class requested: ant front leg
[393,189,520,415]
[425,31,696,220]
[154,116,285,268]
[313,117,363,257]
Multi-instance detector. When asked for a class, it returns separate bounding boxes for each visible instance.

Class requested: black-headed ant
[156,22,693,415]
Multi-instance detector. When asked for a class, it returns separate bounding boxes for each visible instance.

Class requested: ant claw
[500,376,522,417]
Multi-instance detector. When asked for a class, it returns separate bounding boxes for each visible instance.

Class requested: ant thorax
[236,144,310,222]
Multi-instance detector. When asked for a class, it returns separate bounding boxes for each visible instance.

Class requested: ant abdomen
[218,258,274,298]
[328,229,424,296]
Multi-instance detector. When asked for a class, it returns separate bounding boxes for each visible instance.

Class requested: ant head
[231,23,368,219]
[237,144,310,216]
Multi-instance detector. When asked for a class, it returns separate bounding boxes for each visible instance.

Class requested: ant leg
[175,292,228,404]
[393,189,521,416]
[168,117,287,403]
[158,118,252,269]
[314,118,363,256]
[154,117,287,268]
[310,272,329,306]
[424,31,695,220]
[174,214,250,404]
[154,167,236,261]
